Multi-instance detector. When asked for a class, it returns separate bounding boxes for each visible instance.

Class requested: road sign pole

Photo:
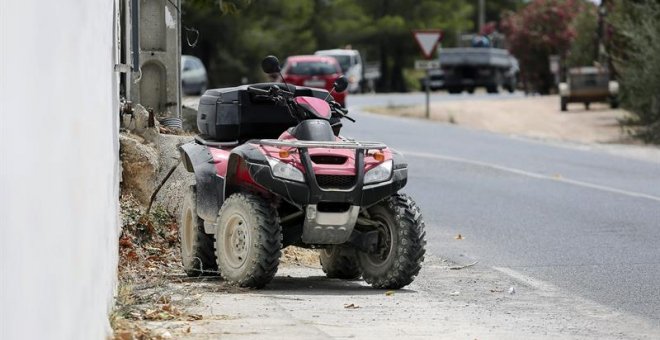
[425,69,430,119]
[413,29,442,120]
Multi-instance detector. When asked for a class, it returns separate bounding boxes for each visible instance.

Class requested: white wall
[0,1,120,339]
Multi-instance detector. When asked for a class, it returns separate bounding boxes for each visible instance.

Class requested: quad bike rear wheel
[320,246,362,280]
[179,185,218,277]
[215,193,282,288]
[357,194,426,289]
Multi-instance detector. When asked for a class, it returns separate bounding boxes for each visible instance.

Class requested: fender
[390,148,408,170]
[179,142,224,222]
[224,143,269,196]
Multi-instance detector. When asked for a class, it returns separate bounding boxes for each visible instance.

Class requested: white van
[314,49,363,93]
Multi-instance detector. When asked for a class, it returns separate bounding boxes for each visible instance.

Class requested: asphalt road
[343,92,660,323]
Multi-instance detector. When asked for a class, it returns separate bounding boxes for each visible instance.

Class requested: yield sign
[413,30,442,59]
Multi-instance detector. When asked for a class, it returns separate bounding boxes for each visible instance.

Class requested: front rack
[254,139,387,150]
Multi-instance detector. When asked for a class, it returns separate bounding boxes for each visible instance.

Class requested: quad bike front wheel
[179,185,218,277]
[215,193,282,288]
[320,246,362,280]
[357,194,426,289]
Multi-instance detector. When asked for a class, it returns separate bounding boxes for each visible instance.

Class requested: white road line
[492,266,557,292]
[402,150,660,203]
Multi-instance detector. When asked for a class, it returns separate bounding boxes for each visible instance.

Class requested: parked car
[559,66,619,111]
[181,55,208,95]
[418,69,445,91]
[314,49,363,93]
[281,55,346,106]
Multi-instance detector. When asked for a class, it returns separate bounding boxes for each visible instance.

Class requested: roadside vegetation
[608,0,660,143]
[500,0,597,94]
[182,0,524,92]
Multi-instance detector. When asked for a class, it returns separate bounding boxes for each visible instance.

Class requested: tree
[182,0,474,92]
[566,5,598,68]
[608,0,660,142]
[500,0,592,94]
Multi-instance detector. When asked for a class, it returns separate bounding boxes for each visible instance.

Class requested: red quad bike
[178,56,426,289]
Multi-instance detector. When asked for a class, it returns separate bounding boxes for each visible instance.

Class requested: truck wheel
[448,87,462,94]
[610,97,619,109]
[215,193,281,288]
[466,87,475,94]
[320,246,362,280]
[486,85,499,94]
[180,186,218,277]
[357,194,426,289]
[560,97,568,112]
[584,102,590,110]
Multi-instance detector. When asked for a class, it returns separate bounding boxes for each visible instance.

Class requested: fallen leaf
[344,303,360,309]
[119,236,133,249]
[114,330,133,340]
[126,250,139,262]
[385,291,395,296]
[186,314,203,321]
[449,261,478,270]
[455,234,464,240]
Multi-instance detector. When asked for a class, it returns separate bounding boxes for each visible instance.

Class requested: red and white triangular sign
[413,30,442,59]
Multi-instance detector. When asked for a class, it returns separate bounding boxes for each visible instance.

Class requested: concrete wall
[131,0,181,117]
[0,1,120,339]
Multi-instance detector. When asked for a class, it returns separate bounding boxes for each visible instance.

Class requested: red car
[281,55,346,106]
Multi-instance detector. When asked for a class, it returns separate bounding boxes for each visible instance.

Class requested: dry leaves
[112,194,203,338]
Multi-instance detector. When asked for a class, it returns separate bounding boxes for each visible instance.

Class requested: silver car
[181,55,208,95]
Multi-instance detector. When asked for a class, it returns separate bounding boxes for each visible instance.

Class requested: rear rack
[254,139,387,150]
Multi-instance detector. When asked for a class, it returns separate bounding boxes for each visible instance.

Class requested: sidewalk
[136,254,659,339]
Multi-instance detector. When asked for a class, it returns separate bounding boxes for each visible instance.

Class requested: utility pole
[478,0,485,33]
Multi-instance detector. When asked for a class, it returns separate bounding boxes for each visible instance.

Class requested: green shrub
[609,0,660,143]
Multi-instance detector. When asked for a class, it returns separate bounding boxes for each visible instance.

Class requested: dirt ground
[366,95,638,145]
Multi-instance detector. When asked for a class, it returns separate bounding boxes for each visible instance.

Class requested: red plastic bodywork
[209,147,231,177]
[255,131,392,176]
[295,96,332,119]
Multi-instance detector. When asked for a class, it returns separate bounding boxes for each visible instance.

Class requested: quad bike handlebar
[246,84,355,123]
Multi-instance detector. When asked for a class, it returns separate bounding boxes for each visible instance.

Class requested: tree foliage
[566,5,598,68]
[608,0,660,142]
[500,0,594,93]
[182,0,477,92]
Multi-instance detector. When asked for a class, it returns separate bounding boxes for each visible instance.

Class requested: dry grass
[366,95,638,144]
[281,246,320,268]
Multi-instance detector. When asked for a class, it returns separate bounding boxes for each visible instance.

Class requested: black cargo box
[197,83,330,142]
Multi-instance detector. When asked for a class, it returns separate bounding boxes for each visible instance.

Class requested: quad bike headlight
[364,160,393,184]
[266,157,305,182]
